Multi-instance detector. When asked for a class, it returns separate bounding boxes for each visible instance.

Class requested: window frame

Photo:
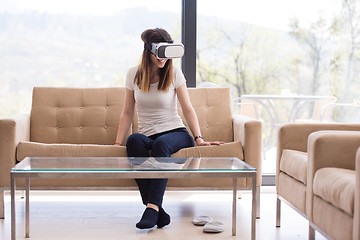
[181,0,197,88]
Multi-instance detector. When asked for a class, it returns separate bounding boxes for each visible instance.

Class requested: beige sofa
[276,122,360,240]
[0,87,262,219]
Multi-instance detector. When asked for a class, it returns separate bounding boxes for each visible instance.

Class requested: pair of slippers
[192,216,224,233]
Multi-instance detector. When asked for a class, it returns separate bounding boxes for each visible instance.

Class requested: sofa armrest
[0,113,30,187]
[276,122,360,187]
[306,130,360,221]
[233,114,262,186]
[354,148,360,240]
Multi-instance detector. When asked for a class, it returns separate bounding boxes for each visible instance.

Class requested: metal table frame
[11,158,257,240]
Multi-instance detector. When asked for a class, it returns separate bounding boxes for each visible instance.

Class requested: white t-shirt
[125,66,186,136]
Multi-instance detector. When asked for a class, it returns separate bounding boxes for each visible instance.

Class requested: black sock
[157,207,171,228]
[136,208,159,229]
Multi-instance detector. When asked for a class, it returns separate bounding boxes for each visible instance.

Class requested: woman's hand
[196,140,225,146]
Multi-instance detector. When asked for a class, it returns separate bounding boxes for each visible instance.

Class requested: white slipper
[192,216,213,226]
[203,221,224,233]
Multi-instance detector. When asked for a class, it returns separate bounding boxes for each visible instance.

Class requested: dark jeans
[126,127,194,207]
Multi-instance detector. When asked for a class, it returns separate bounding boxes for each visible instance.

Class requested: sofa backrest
[30,87,233,144]
[178,87,234,142]
[30,87,127,145]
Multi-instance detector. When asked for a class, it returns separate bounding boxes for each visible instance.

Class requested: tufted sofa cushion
[31,87,234,145]
[313,167,355,216]
[30,87,129,145]
[182,88,233,142]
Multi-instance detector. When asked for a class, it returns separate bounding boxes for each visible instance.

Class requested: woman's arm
[177,83,224,146]
[114,88,135,145]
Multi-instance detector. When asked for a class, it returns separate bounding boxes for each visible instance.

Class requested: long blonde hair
[134,28,173,92]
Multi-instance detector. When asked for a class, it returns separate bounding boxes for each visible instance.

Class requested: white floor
[0,187,327,240]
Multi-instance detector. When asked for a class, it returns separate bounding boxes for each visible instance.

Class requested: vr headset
[144,28,185,59]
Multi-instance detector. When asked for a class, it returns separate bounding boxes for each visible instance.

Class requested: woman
[114,28,224,229]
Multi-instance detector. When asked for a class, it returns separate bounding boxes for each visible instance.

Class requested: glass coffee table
[11,157,257,240]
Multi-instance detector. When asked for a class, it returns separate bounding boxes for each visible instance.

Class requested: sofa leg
[309,224,315,240]
[256,186,260,219]
[0,188,4,219]
[276,196,281,227]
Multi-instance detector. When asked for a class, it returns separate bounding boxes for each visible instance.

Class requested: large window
[196,0,358,99]
[0,0,181,117]
[197,0,360,174]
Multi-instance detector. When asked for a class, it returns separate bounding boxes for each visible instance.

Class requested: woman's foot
[157,207,171,228]
[136,208,159,229]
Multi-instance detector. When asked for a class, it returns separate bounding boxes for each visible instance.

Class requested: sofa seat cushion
[17,141,128,161]
[313,167,355,216]
[280,149,308,185]
[18,141,243,162]
[171,142,244,160]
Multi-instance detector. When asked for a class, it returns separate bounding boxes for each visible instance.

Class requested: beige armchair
[276,122,360,238]
[0,87,262,219]
[306,131,360,240]
[356,148,360,240]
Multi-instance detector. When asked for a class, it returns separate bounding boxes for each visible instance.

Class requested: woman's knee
[126,133,152,157]
[127,133,144,146]
[151,139,171,157]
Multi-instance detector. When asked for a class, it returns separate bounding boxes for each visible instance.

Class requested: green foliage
[196,5,360,106]
[197,18,294,98]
